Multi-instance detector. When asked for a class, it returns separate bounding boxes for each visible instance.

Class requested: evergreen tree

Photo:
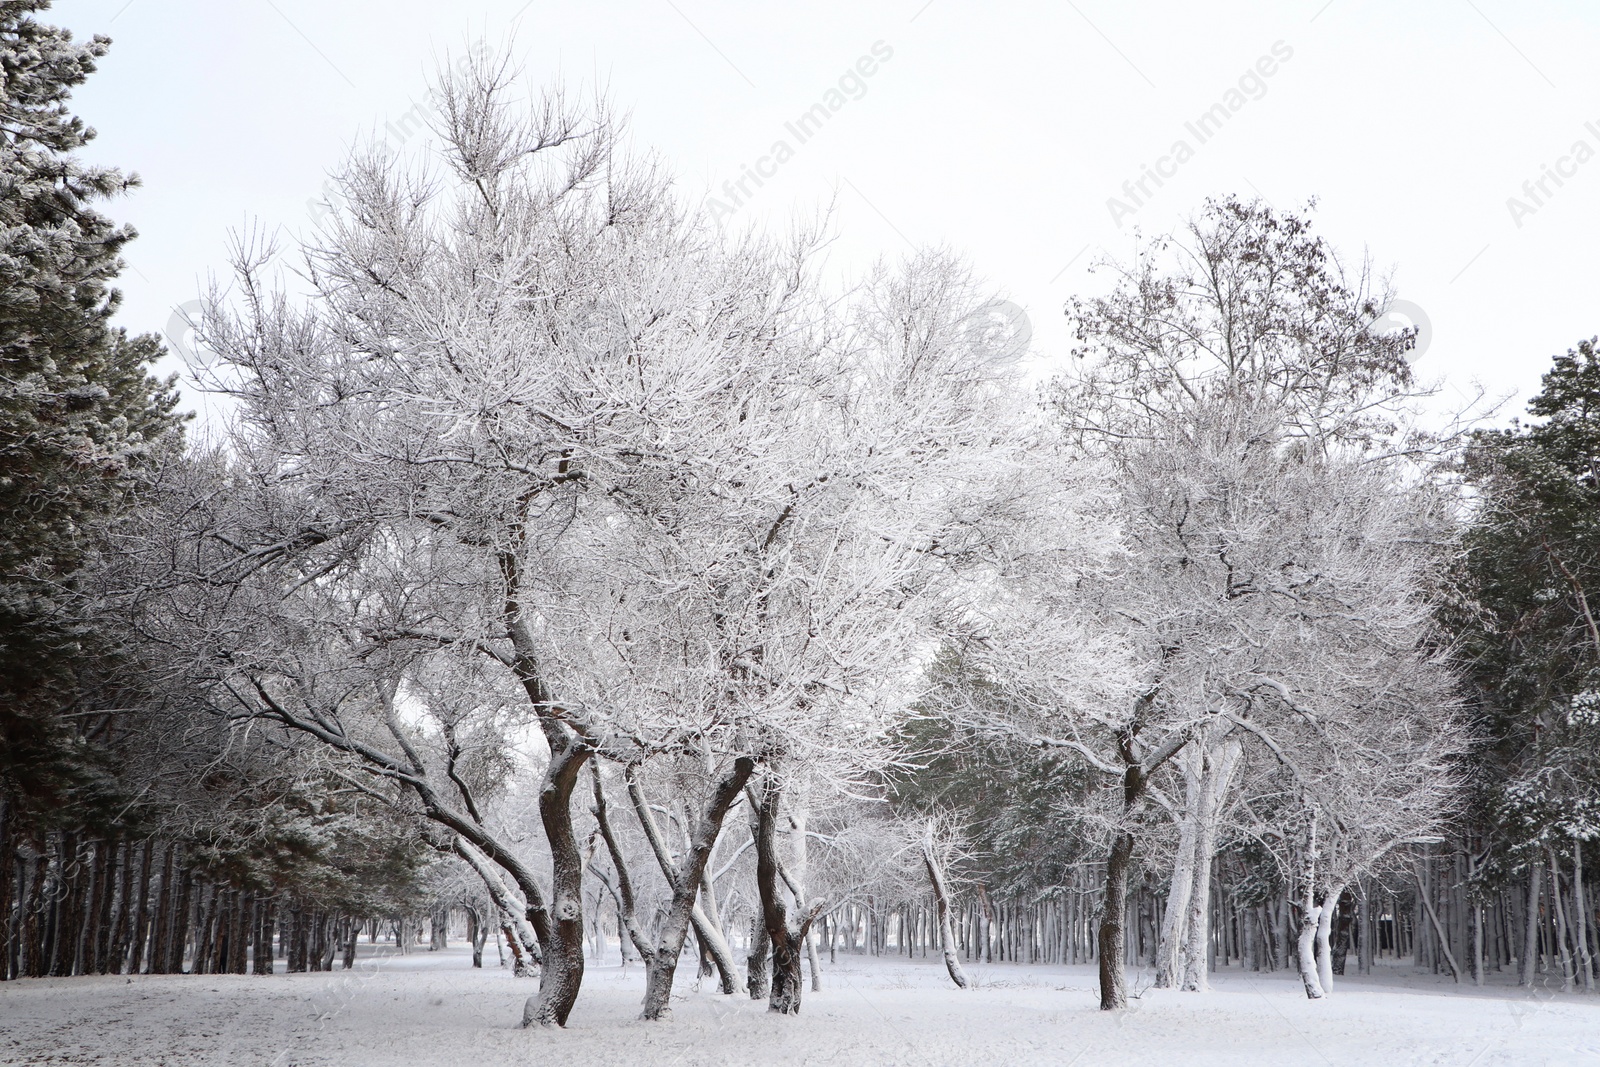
[1459,340,1600,859]
[0,0,182,815]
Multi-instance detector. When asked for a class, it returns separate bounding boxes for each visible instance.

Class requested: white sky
[65,0,1600,424]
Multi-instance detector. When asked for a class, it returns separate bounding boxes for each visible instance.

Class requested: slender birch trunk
[1180,739,1241,992]
[1154,748,1200,989]
[921,822,968,989]
[1296,884,1324,999]
[1315,882,1346,994]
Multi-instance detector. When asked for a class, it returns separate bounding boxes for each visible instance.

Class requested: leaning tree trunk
[921,823,969,989]
[454,839,540,970]
[625,757,755,1020]
[1415,860,1461,983]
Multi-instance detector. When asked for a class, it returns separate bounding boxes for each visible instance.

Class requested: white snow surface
[2,947,1596,1066]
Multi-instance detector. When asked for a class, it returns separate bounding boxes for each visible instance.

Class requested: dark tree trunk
[319,913,338,971]
[1100,756,1150,1011]
[430,908,448,951]
[632,757,754,1020]
[128,841,154,975]
[1099,830,1135,1010]
[229,891,248,974]
[169,869,193,974]
[746,914,770,999]
[744,793,770,999]
[0,800,14,981]
[149,843,176,974]
[342,916,358,969]
[23,851,48,978]
[1331,889,1353,977]
[46,831,75,976]
[506,553,590,1029]
[253,899,275,975]
[502,923,532,976]
[755,778,817,1015]
[521,731,590,1028]
[75,839,106,975]
[466,906,487,968]
[287,904,307,973]
[103,840,132,974]
[193,885,215,975]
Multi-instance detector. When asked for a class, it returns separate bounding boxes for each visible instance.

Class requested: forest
[3,3,1599,1058]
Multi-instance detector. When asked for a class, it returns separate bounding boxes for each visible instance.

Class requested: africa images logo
[1106,40,1294,227]
[705,41,895,224]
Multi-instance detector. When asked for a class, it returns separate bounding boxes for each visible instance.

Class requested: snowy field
[3,948,1598,1066]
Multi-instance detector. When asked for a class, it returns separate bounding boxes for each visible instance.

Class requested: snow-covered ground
[3,946,1597,1066]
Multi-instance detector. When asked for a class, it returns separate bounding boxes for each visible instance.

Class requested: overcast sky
[65,0,1600,423]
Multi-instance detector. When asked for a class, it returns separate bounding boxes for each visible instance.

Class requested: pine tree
[1459,341,1600,870]
[0,0,182,813]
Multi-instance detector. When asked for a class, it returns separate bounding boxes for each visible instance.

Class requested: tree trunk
[1100,749,1157,1011]
[466,906,487,968]
[1154,748,1200,989]
[1296,883,1324,999]
[922,823,969,989]
[1415,862,1462,983]
[1098,830,1135,1010]
[138,843,164,976]
[746,914,770,999]
[105,841,133,974]
[521,731,589,1028]
[1572,837,1594,993]
[1548,848,1576,992]
[169,868,193,974]
[1315,882,1346,993]
[254,899,275,975]
[0,799,11,981]
[627,757,754,1020]
[785,798,823,994]
[1358,886,1374,976]
[430,908,448,951]
[454,839,540,968]
[1169,737,1240,992]
[755,778,817,1015]
[1520,858,1542,986]
[341,915,357,970]
[1331,890,1353,977]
